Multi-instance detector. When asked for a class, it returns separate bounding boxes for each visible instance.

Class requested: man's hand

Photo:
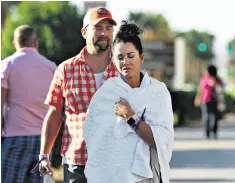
[39,158,53,176]
[114,97,134,120]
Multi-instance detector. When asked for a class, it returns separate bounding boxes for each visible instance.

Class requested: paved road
[55,117,235,183]
[170,117,235,183]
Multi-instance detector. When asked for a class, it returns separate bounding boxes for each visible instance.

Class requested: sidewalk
[180,112,235,128]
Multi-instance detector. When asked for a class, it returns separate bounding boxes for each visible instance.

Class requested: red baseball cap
[83,7,117,28]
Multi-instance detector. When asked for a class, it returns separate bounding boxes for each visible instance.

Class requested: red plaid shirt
[45,47,118,165]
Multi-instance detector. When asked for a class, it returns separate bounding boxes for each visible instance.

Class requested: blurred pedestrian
[1,24,56,183]
[84,21,174,183]
[38,7,118,183]
[194,64,225,139]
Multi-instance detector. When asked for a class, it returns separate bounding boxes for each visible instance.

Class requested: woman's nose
[122,58,130,65]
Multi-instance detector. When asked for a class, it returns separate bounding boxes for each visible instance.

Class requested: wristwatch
[127,114,139,126]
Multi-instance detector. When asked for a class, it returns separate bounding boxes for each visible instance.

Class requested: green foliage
[176,29,214,60]
[1,1,20,26]
[128,12,173,41]
[224,92,235,113]
[2,1,85,65]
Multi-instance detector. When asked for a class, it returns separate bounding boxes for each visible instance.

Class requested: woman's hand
[194,94,201,107]
[114,97,135,120]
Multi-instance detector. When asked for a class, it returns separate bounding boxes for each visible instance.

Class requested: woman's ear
[140,53,144,64]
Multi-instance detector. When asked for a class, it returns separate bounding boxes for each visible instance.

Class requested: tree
[1,1,20,27]
[176,30,215,60]
[1,1,85,65]
[227,38,235,82]
[128,12,173,41]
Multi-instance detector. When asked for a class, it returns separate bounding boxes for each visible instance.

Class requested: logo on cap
[97,8,108,15]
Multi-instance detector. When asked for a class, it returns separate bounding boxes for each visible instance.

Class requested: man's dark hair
[112,20,143,55]
[14,25,36,47]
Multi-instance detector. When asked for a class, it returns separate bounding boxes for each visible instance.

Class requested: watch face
[127,117,136,126]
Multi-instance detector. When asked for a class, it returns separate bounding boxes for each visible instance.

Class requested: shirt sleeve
[1,58,13,89]
[44,64,64,109]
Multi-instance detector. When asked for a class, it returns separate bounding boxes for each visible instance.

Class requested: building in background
[141,36,208,91]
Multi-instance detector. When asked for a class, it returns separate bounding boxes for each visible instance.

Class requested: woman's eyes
[117,55,134,60]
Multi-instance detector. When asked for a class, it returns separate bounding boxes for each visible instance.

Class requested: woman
[195,65,224,139]
[83,21,174,183]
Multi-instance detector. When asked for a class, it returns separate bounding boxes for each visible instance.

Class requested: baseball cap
[83,7,117,28]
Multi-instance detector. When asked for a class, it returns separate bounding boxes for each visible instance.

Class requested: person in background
[38,7,118,183]
[84,21,174,183]
[1,24,56,183]
[195,64,224,139]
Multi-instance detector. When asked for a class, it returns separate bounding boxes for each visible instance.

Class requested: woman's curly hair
[113,20,144,55]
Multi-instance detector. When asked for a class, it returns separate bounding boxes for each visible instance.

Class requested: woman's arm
[135,121,156,148]
[115,90,173,149]
[114,99,155,147]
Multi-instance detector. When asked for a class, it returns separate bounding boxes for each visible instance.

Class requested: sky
[73,0,235,68]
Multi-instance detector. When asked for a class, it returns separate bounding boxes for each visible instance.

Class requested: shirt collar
[117,70,151,88]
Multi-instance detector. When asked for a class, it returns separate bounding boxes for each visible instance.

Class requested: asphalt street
[170,117,235,183]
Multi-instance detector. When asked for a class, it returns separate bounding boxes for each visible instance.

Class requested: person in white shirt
[83,21,174,183]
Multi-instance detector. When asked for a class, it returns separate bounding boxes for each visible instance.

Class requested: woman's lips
[123,68,131,71]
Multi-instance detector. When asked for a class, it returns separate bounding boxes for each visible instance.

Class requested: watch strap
[127,114,139,126]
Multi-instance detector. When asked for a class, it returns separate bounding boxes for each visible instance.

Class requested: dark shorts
[1,135,43,183]
[64,164,87,183]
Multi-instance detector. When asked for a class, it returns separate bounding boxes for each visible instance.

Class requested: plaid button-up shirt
[45,47,118,165]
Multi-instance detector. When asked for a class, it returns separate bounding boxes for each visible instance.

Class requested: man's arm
[1,87,8,126]
[40,105,62,155]
[194,86,202,107]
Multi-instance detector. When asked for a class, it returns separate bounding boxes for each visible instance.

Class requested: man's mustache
[97,37,109,41]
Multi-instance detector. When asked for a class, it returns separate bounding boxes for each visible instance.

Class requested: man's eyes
[94,27,113,31]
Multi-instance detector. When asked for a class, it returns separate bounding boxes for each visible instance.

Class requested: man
[1,25,56,183]
[39,7,118,183]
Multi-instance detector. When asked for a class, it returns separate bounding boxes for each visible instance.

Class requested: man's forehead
[95,19,114,26]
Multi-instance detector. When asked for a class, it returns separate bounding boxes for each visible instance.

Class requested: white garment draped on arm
[83,72,174,183]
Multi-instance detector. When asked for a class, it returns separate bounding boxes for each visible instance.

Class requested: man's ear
[33,38,38,49]
[140,53,144,64]
[12,40,16,49]
[81,27,87,39]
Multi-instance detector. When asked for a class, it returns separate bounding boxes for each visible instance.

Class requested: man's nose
[100,29,109,36]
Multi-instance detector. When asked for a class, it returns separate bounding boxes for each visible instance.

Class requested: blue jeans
[200,101,218,138]
[63,164,87,183]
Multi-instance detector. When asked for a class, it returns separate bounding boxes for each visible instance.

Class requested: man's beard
[94,37,110,52]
